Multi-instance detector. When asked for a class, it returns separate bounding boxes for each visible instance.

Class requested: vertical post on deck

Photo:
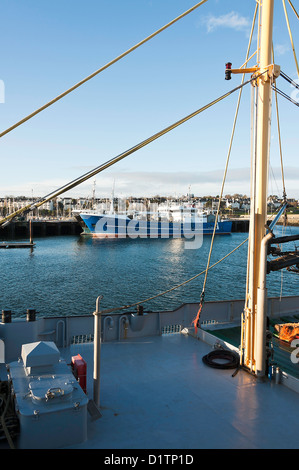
[244,0,275,377]
[93,295,103,408]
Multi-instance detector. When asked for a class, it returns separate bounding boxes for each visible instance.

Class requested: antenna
[109,179,115,214]
[92,179,96,209]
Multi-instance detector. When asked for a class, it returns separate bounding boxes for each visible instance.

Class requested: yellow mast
[243,0,279,377]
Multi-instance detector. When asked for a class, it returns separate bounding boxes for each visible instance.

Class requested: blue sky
[1,0,298,199]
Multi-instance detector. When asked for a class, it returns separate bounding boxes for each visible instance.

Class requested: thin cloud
[2,167,298,199]
[203,11,251,34]
[274,43,290,57]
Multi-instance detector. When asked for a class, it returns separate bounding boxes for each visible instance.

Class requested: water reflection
[1,228,299,317]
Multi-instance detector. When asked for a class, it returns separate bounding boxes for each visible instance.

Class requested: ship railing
[2,296,299,364]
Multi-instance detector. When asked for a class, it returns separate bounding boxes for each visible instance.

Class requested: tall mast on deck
[243,0,279,377]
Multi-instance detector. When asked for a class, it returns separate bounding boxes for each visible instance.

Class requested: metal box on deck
[9,341,88,449]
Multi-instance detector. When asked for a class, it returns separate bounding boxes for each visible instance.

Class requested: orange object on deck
[192,303,203,334]
[275,323,299,343]
[71,354,87,393]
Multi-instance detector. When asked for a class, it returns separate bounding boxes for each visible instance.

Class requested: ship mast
[243,0,279,377]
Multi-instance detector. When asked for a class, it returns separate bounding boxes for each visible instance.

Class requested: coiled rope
[202,348,240,370]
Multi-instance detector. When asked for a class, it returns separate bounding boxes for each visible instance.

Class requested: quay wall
[2,215,297,239]
[0,219,249,239]
[0,220,83,239]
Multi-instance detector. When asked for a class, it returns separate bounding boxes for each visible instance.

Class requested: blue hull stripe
[80,214,232,237]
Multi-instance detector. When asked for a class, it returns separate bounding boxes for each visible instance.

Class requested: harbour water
[1,226,298,318]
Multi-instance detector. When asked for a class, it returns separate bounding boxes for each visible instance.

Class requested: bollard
[137,304,144,316]
[26,308,36,322]
[275,367,281,384]
[2,309,11,323]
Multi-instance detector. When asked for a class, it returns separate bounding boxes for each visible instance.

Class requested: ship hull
[78,213,232,238]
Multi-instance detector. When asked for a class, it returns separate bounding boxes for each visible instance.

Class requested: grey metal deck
[62,332,299,449]
[1,297,299,449]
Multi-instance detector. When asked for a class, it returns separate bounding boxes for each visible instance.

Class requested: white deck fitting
[61,333,299,449]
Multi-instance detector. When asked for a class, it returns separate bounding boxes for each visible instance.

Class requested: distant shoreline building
[0,194,297,219]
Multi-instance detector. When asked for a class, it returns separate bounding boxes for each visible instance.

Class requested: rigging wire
[272,47,287,199]
[256,0,262,67]
[269,165,282,199]
[271,84,299,107]
[279,0,299,251]
[192,1,258,332]
[99,237,249,315]
[0,74,263,227]
[0,0,208,140]
[279,222,287,300]
[282,0,299,78]
[288,0,299,21]
[280,70,299,90]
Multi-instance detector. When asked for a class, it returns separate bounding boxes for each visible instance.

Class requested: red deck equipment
[71,354,87,393]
